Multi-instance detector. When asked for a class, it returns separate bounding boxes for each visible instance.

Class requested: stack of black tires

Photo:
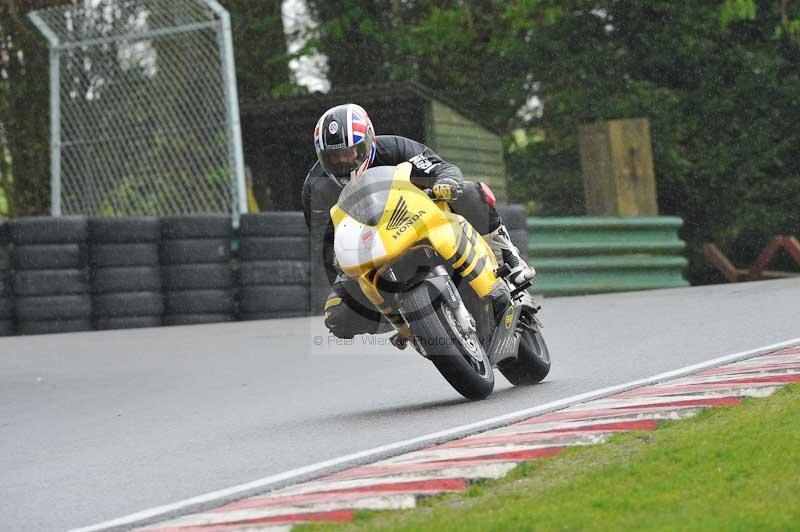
[0,206,529,337]
[496,204,529,261]
[0,220,12,336]
[237,212,313,320]
[10,217,93,335]
[161,215,235,325]
[90,217,163,330]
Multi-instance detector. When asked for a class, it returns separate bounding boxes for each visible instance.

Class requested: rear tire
[405,283,494,400]
[498,320,551,385]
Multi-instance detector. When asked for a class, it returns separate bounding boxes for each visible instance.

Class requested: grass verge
[301,383,800,531]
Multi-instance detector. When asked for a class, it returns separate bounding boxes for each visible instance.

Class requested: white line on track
[73,337,800,532]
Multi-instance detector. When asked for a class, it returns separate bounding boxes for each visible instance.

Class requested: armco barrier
[527,216,689,296]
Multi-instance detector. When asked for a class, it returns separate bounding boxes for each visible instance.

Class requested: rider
[302,103,534,339]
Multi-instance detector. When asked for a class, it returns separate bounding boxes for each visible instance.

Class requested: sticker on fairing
[504,306,514,329]
[445,280,461,307]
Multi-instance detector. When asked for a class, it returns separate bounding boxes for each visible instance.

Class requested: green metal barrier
[527,216,689,296]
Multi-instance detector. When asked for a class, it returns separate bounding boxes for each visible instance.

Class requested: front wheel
[405,283,494,400]
[498,317,551,385]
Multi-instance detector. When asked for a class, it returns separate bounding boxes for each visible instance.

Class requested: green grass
[301,384,800,531]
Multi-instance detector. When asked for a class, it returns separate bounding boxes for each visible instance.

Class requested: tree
[303,0,399,86]
[223,0,295,105]
[0,0,62,216]
[303,1,518,131]
[222,0,304,210]
[289,1,800,281]
[497,0,800,281]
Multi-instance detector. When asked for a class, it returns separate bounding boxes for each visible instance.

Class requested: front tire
[498,319,551,385]
[405,283,494,400]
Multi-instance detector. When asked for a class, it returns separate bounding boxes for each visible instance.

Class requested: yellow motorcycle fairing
[330,163,499,310]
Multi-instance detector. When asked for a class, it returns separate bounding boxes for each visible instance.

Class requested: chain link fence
[28,0,245,218]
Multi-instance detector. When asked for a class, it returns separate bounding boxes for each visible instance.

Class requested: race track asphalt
[1,278,798,531]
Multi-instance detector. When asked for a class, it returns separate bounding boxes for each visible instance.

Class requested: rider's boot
[483,224,535,287]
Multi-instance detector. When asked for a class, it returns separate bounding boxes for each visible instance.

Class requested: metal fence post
[27,12,62,216]
[49,48,62,216]
[205,0,247,223]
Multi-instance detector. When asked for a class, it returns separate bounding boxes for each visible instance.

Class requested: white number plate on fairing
[334,218,389,269]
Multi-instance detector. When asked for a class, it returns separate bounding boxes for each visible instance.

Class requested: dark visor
[318,141,369,178]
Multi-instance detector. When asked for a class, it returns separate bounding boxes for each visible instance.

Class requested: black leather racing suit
[302,134,502,338]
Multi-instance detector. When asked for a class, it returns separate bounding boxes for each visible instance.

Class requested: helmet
[314,103,376,186]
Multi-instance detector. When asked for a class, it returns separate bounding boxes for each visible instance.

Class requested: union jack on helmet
[313,103,376,187]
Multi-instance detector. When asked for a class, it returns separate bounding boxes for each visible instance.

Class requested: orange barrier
[704,236,800,282]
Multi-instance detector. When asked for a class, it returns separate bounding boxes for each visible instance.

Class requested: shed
[241,82,508,211]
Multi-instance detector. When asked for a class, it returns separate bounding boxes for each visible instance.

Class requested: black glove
[431,177,463,202]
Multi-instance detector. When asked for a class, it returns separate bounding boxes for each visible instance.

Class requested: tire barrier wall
[10,216,93,335]
[0,206,528,336]
[90,217,163,330]
[527,216,689,296]
[160,215,235,326]
[238,212,313,320]
[0,221,12,336]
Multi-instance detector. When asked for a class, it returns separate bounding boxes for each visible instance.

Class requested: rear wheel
[498,312,551,385]
[405,283,494,400]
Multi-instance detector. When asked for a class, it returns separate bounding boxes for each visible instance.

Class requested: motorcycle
[329,163,550,400]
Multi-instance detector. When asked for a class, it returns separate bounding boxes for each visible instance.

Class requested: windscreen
[336,166,396,226]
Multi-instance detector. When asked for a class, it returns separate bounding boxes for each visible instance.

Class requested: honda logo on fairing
[386,197,410,230]
[386,197,425,239]
[392,210,426,239]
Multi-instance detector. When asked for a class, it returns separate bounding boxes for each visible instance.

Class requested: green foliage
[497,0,800,281]
[0,1,63,217]
[3,0,798,283]
[0,147,11,218]
[294,0,800,283]
[720,0,757,28]
[506,128,585,216]
[222,0,299,106]
[303,0,520,132]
